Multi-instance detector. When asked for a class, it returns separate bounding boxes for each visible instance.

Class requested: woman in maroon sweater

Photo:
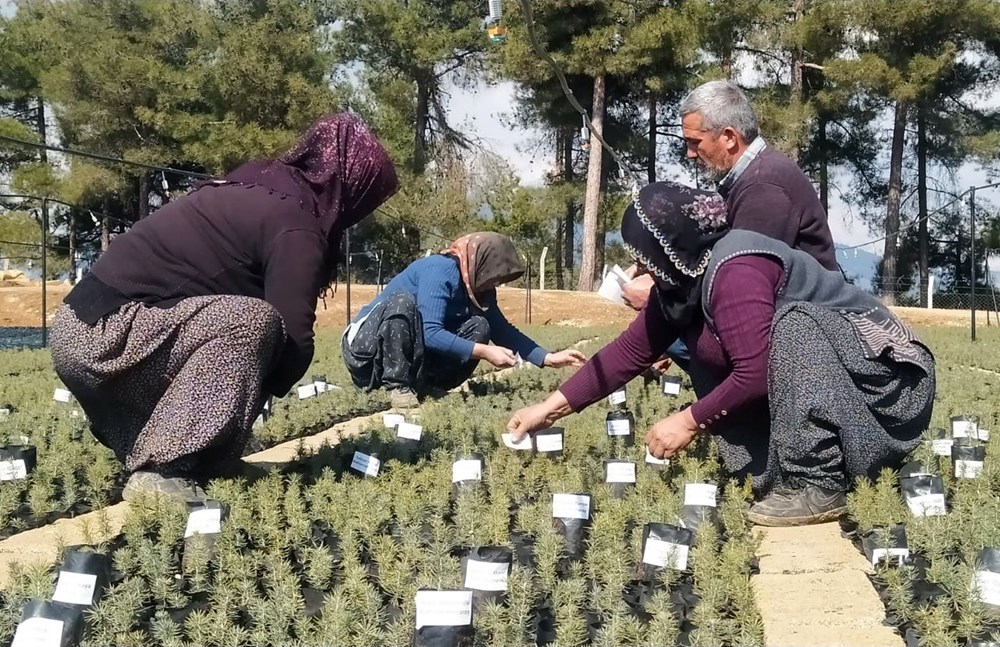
[508,182,935,526]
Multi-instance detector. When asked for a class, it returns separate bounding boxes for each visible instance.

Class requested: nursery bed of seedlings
[0,350,763,647]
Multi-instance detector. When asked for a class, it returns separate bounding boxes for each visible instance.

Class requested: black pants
[342,292,491,392]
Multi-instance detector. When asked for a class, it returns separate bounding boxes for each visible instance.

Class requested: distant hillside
[836,245,880,291]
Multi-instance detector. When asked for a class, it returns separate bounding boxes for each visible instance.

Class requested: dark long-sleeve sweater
[559,255,785,429]
[65,183,330,397]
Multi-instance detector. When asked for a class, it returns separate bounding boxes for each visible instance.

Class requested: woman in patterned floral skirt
[50,113,399,502]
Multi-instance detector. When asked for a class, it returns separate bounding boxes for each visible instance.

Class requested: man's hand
[622,273,655,311]
[474,343,518,368]
[645,408,700,459]
[544,349,587,368]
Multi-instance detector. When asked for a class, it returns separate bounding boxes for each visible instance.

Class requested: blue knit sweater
[353,254,548,365]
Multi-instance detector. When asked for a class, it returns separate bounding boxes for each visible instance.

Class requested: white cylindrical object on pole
[539,246,548,291]
[927,274,934,310]
[488,0,503,21]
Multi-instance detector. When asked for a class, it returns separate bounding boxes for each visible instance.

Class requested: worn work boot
[747,484,847,527]
[123,471,207,504]
[389,387,420,410]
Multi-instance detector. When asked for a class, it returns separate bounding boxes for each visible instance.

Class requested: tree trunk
[414,73,430,174]
[101,195,111,252]
[138,174,150,220]
[68,213,76,284]
[788,0,807,162]
[917,106,929,307]
[882,100,909,306]
[554,128,564,290]
[563,125,575,286]
[647,91,657,183]
[818,117,829,213]
[577,74,606,292]
[35,97,47,165]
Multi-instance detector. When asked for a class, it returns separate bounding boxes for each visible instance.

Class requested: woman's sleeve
[484,306,548,366]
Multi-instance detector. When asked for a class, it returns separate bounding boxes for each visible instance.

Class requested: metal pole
[970,187,977,342]
[345,229,352,327]
[41,198,48,348]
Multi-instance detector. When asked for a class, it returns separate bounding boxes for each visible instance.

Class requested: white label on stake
[396,422,423,441]
[350,452,380,477]
[905,493,946,517]
[11,617,63,647]
[608,389,626,406]
[552,493,590,520]
[606,419,632,436]
[184,508,222,538]
[52,388,72,403]
[501,433,532,450]
[415,590,473,628]
[383,413,405,429]
[930,439,953,456]
[662,380,682,396]
[452,459,482,483]
[975,569,1000,606]
[952,419,978,438]
[642,536,689,570]
[464,559,509,591]
[53,570,98,605]
[0,459,27,481]
[870,547,909,567]
[606,462,636,483]
[955,460,985,479]
[645,447,669,465]
[684,483,718,508]
[535,432,563,453]
[296,384,317,400]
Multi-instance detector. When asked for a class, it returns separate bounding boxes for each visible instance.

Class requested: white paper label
[662,379,681,396]
[642,536,689,570]
[415,590,473,628]
[11,617,63,647]
[684,483,718,508]
[955,460,985,479]
[981,429,992,441]
[52,388,72,403]
[608,389,627,406]
[870,547,909,567]
[452,459,482,483]
[606,419,632,436]
[296,384,317,400]
[952,420,978,438]
[0,408,10,417]
[645,447,669,465]
[552,493,590,520]
[396,422,423,441]
[606,462,636,483]
[464,559,509,591]
[53,570,98,605]
[184,508,222,538]
[501,433,532,450]
[252,414,264,428]
[905,493,946,517]
[0,459,27,481]
[313,381,330,393]
[18,436,29,445]
[535,432,563,453]
[383,413,405,429]
[350,451,380,477]
[930,439,953,456]
[975,570,1000,606]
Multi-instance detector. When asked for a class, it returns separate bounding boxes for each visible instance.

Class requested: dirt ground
[0,282,990,330]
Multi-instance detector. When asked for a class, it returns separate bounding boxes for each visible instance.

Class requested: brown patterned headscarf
[442,233,524,311]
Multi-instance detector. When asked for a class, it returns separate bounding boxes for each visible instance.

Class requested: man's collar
[718,136,767,194]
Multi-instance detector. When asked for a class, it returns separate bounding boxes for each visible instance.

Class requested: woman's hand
[474,343,518,368]
[507,391,573,440]
[645,408,700,459]
[544,349,587,368]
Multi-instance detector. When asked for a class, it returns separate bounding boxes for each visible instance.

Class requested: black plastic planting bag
[395,421,424,460]
[974,547,1000,611]
[900,474,946,517]
[51,547,111,607]
[604,460,636,499]
[0,445,36,482]
[412,590,474,647]
[952,441,986,479]
[460,546,512,609]
[451,452,484,497]
[660,375,682,396]
[10,599,84,647]
[678,483,719,533]
[637,523,693,581]
[551,493,591,561]
[861,524,909,568]
[182,500,228,563]
[605,410,635,447]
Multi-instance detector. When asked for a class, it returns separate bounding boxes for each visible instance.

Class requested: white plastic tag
[296,384,317,400]
[870,547,909,567]
[645,447,668,465]
[350,451,380,477]
[905,493,946,517]
[606,419,631,436]
[184,508,222,538]
[415,590,473,628]
[535,431,563,453]
[608,389,626,406]
[684,483,718,508]
[552,493,590,520]
[396,422,423,441]
[53,571,98,606]
[974,569,1000,606]
[501,433,532,450]
[606,462,636,483]
[955,460,984,479]
[464,559,509,592]
[452,460,482,483]
[0,459,27,481]
[642,536,689,570]
[383,413,405,429]
[11,617,63,647]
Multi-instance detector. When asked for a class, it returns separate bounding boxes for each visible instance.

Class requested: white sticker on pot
[930,439,953,456]
[608,389,626,406]
[0,459,27,481]
[684,483,718,508]
[606,419,631,436]
[955,460,985,479]
[870,547,909,567]
[53,570,98,606]
[414,590,473,628]
[396,422,423,441]
[464,559,509,592]
[383,413,405,429]
[184,508,222,538]
[501,433,532,451]
[645,447,668,465]
[906,493,946,517]
[350,452,380,477]
[535,432,563,453]
[0,407,10,417]
[552,494,590,520]
[296,384,317,400]
[10,617,63,647]
[642,536,689,570]
[980,429,991,441]
[662,379,681,396]
[452,460,482,483]
[52,388,72,403]
[606,462,636,484]
[974,569,1000,606]
[952,419,978,438]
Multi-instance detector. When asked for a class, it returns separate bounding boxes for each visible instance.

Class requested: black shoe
[748,484,847,527]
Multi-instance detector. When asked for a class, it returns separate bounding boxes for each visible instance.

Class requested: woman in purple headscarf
[50,114,399,502]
